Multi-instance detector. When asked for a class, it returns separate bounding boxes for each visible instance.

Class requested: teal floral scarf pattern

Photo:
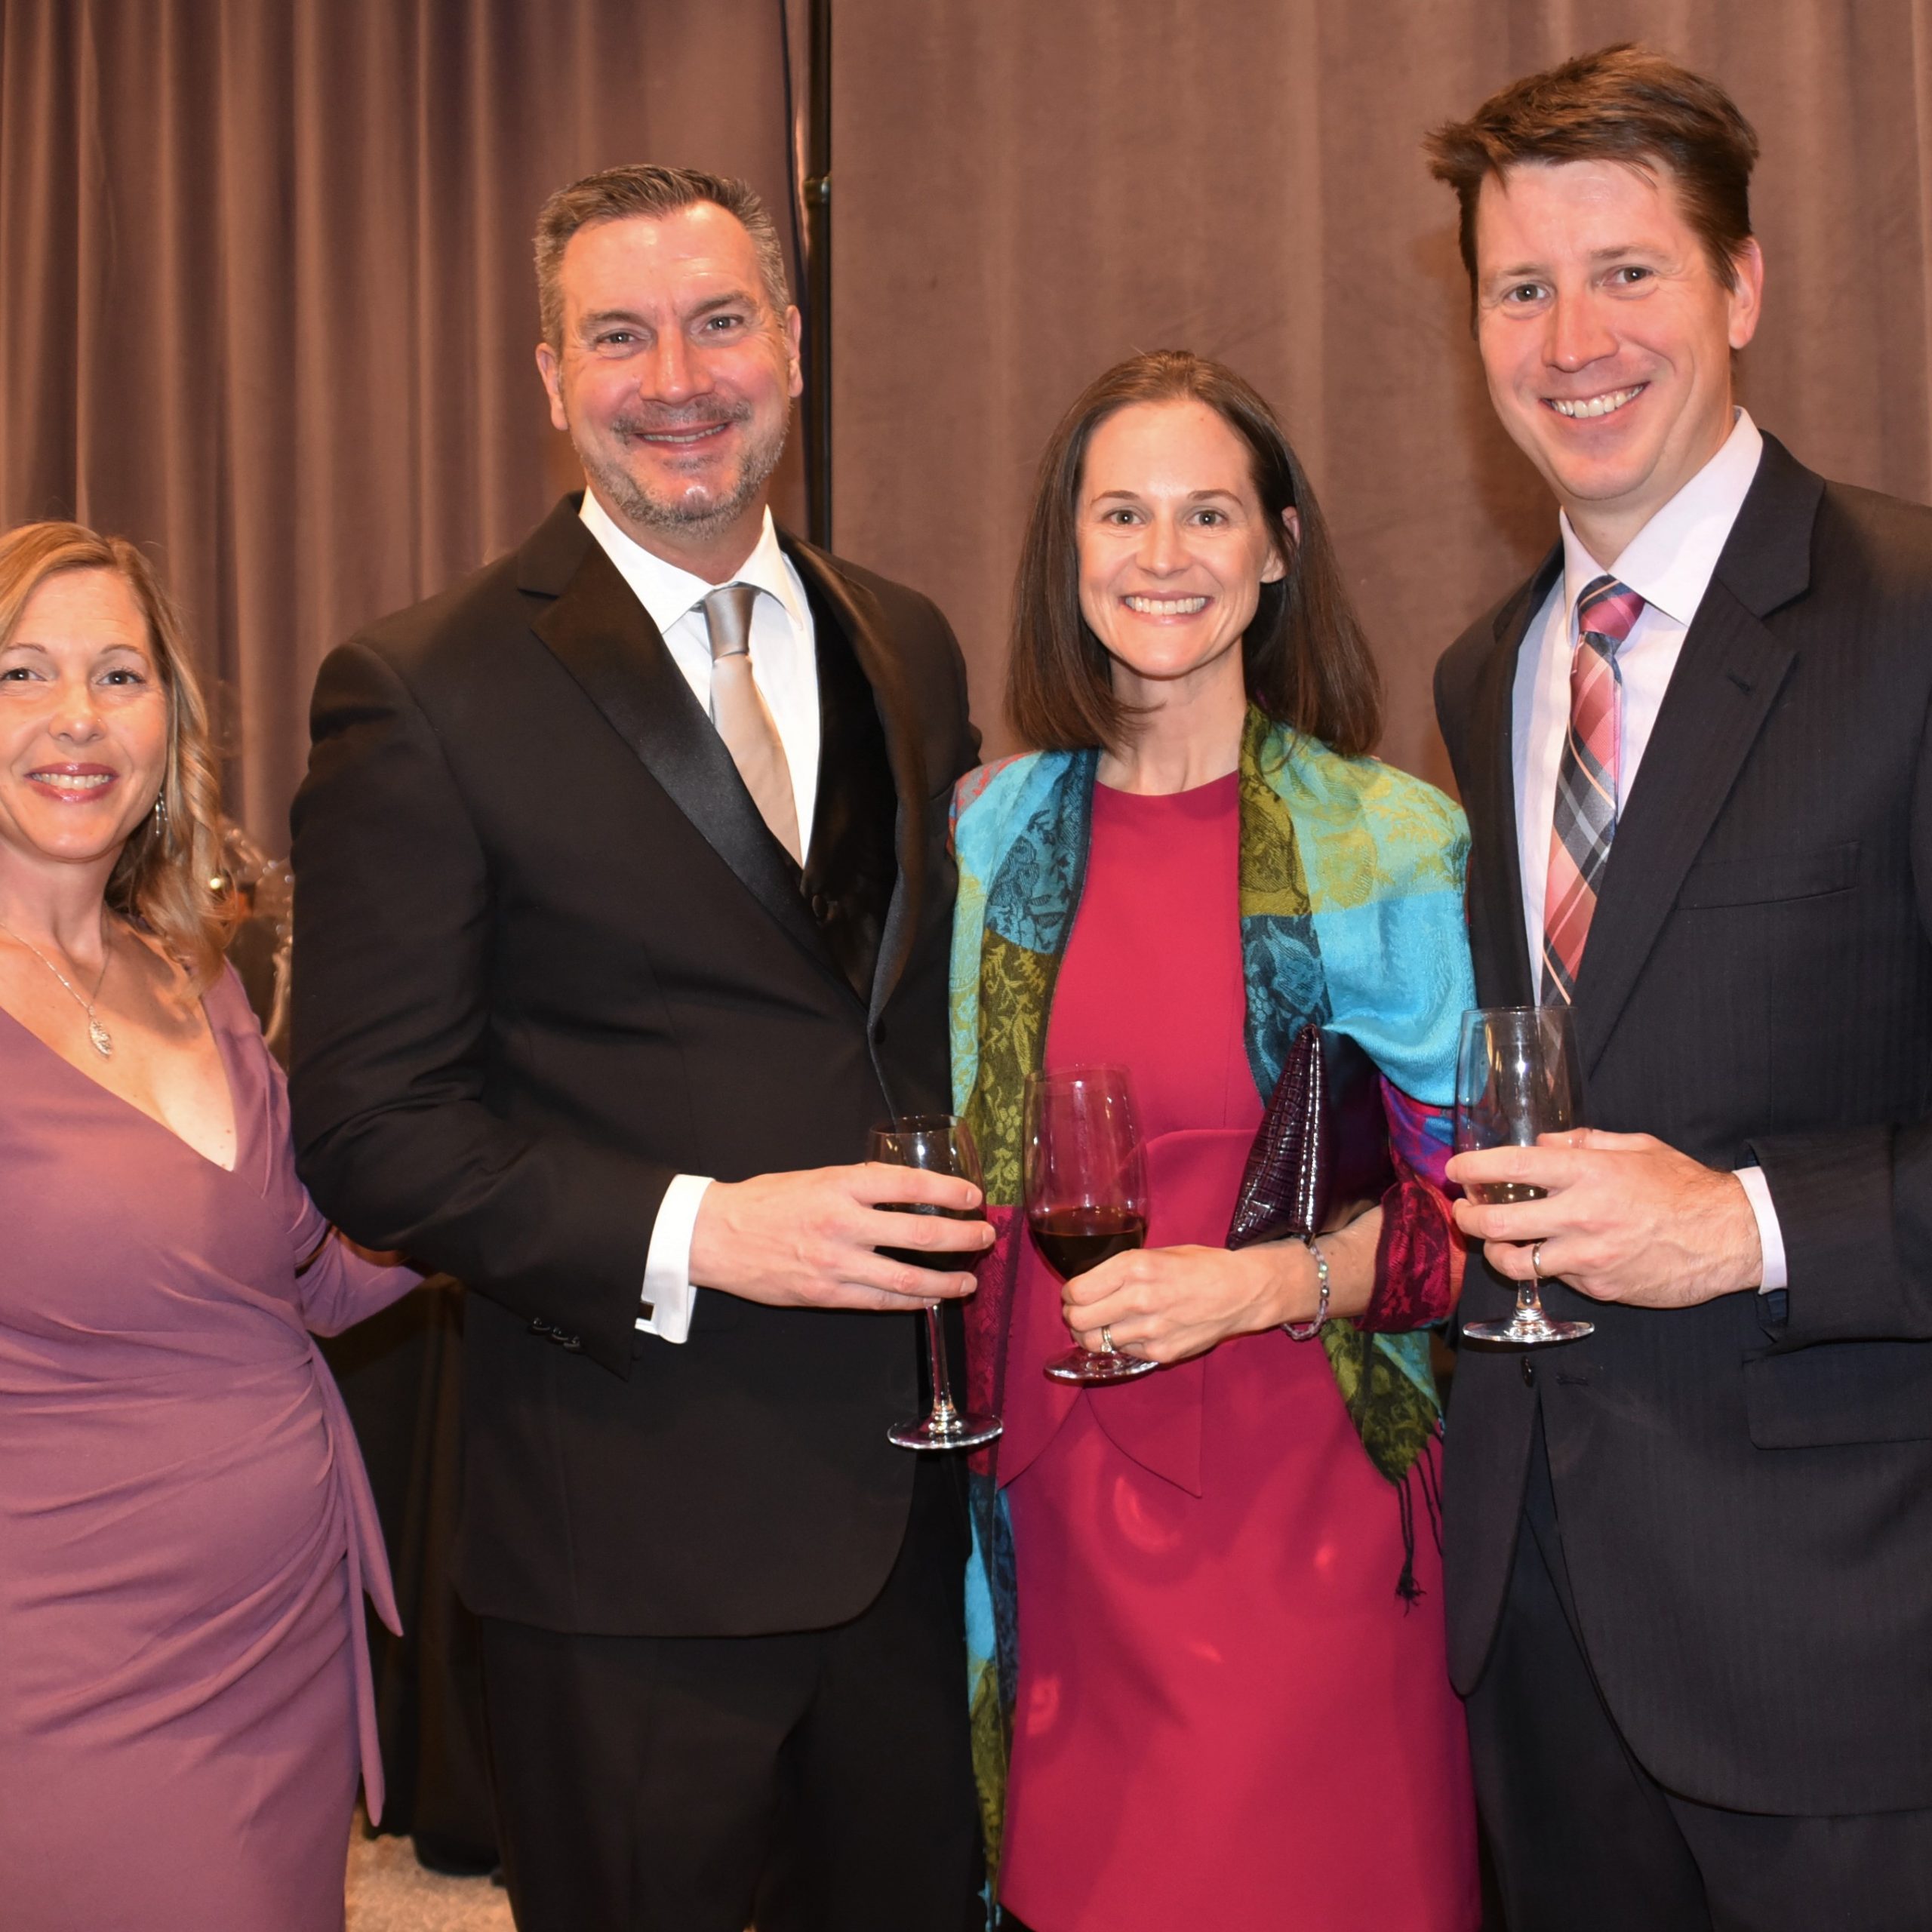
[949,709,1475,1903]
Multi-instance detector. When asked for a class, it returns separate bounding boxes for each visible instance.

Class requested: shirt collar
[578,489,804,641]
[1558,408,1764,635]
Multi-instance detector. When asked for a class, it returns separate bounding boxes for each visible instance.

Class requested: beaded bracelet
[1283,1234,1331,1341]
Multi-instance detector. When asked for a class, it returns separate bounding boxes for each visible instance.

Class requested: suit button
[1521,1358,1536,1388]
[810,891,831,921]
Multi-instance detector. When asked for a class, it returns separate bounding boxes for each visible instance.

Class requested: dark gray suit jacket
[290,496,977,1639]
[1435,435,1932,1813]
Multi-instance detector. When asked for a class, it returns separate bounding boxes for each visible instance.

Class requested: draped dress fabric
[0,967,414,1932]
[997,775,1478,1932]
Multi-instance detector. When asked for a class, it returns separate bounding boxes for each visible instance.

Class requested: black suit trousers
[475,1457,981,1932]
[1467,1414,1932,1932]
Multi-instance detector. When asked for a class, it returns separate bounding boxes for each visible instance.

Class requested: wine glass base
[1463,1312,1595,1347]
[888,1411,1004,1451]
[1043,1346,1161,1385]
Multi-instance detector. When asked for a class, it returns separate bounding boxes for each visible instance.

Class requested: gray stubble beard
[580,405,791,545]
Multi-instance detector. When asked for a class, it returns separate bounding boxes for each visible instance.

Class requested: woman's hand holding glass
[1063,1208,1383,1364]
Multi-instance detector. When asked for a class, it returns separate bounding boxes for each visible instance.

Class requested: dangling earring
[152,792,168,835]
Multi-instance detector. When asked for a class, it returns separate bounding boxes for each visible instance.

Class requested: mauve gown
[0,966,415,1932]
[997,775,1480,1932]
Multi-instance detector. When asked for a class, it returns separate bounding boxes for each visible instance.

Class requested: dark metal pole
[803,0,832,548]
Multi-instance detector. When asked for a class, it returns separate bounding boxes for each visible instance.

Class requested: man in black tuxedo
[1427,48,1932,1932]
[289,165,987,1931]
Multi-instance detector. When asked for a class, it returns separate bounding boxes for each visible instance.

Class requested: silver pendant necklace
[0,911,115,1057]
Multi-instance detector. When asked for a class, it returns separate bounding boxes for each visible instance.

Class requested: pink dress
[0,968,415,1932]
[998,775,1479,1932]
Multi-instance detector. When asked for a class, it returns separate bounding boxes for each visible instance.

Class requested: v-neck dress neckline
[0,969,249,1183]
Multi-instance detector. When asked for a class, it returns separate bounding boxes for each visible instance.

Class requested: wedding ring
[1100,1326,1118,1355]
[1531,1240,1547,1281]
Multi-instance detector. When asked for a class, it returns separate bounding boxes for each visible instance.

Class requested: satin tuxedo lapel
[518,500,835,981]
[1469,549,1560,1009]
[785,535,932,1024]
[1568,439,1815,1076]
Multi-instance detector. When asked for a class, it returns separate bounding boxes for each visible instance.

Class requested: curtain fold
[1,0,802,844]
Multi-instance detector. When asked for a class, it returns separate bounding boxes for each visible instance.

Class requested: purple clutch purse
[1226,1023,1396,1248]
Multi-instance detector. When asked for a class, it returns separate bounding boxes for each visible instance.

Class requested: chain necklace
[0,911,115,1057]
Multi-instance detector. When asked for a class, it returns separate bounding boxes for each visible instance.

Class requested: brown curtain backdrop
[833,0,1932,786]
[8,2,1932,819]
[0,0,805,845]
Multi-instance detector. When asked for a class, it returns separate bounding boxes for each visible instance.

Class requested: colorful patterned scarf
[949,709,1475,1900]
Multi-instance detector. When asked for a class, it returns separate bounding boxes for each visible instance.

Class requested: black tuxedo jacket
[1435,436,1932,1814]
[290,496,978,1638]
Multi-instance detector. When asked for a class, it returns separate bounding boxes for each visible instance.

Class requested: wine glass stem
[923,1302,960,1424]
[1516,1281,1543,1319]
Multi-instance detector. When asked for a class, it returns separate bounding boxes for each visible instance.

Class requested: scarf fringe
[1394,1425,1447,1607]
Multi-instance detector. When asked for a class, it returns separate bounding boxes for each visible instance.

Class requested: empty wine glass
[1456,1006,1593,1346]
[1024,1064,1158,1385]
[869,1115,1002,1451]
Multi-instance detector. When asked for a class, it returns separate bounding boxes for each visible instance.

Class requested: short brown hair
[1426,45,1760,297]
[534,164,791,349]
[0,523,236,989]
[1006,350,1381,758]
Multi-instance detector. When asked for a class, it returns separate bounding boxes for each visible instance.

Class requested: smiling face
[1076,399,1296,714]
[535,204,802,572]
[0,568,170,888]
[1474,157,1763,561]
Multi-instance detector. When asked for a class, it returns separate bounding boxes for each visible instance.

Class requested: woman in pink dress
[0,522,417,1932]
[952,354,1481,1929]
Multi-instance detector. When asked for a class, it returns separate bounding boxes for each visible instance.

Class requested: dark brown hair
[1006,350,1381,758]
[1426,45,1759,302]
[534,164,790,349]
[0,522,237,990]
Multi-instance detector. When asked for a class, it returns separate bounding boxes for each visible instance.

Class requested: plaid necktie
[1540,574,1644,1004]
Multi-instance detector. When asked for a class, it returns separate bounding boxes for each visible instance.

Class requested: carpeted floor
[345,1826,513,1932]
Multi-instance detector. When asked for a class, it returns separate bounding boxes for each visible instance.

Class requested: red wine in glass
[1026,1205,1148,1279]
[869,1117,1002,1451]
[1023,1065,1159,1385]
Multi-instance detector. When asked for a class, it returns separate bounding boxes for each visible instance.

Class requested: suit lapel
[520,500,833,977]
[784,536,931,1023]
[1471,551,1559,1009]
[1570,438,1817,1075]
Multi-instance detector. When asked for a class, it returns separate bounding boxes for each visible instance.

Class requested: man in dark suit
[289,165,987,1932]
[1426,47,1932,1931]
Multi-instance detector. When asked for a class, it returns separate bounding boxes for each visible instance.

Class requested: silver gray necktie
[702,583,802,864]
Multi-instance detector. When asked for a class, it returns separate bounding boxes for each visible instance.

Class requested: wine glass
[869,1115,1002,1451]
[1456,1006,1594,1346]
[1023,1064,1159,1385]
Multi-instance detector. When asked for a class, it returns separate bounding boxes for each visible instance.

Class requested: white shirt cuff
[1734,1164,1788,1293]
[638,1174,713,1343]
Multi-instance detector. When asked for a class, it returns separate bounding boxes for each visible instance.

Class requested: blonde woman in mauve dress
[0,523,417,1932]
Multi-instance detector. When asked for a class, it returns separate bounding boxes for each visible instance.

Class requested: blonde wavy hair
[0,522,237,989]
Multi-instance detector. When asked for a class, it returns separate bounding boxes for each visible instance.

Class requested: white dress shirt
[1509,409,1786,1291]
[579,489,823,1341]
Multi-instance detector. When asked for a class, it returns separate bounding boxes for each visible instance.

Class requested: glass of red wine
[1024,1064,1158,1385]
[869,1115,1002,1451]
[1456,1005,1593,1346]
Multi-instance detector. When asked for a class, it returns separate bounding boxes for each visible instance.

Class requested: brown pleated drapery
[6,3,1932,819]
[833,0,1932,782]
[0,0,805,844]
